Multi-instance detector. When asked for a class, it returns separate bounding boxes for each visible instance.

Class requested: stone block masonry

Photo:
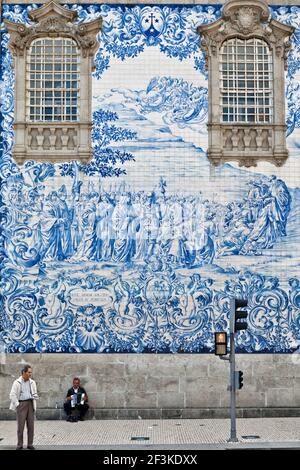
[0,354,299,419]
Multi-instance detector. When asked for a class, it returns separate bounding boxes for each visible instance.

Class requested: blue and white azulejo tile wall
[0,3,300,354]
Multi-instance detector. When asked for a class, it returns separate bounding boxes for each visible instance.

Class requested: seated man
[64,377,89,422]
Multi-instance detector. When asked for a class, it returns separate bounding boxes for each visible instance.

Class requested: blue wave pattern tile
[0,4,299,353]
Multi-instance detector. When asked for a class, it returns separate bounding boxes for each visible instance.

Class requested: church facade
[0,0,299,418]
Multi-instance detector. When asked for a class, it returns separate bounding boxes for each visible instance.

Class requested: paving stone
[1,417,300,447]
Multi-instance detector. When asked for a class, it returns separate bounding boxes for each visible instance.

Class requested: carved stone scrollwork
[235,7,261,33]
[198,0,294,168]
[4,0,102,165]
[4,2,102,57]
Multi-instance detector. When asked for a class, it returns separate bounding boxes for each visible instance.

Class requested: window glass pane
[27,38,79,122]
[220,38,273,124]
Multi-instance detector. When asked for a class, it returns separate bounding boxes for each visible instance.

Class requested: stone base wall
[0,354,299,419]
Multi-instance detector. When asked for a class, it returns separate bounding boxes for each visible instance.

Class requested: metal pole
[229,298,238,442]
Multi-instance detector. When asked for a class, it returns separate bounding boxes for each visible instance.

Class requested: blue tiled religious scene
[0,3,299,354]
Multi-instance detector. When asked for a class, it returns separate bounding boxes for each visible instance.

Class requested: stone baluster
[237,129,245,150]
[55,129,62,150]
[256,129,262,150]
[36,128,44,150]
[49,128,57,149]
[29,128,38,150]
[243,128,251,150]
[261,129,270,150]
[231,128,239,149]
[73,130,77,148]
[224,129,233,149]
[249,129,258,150]
[61,129,69,148]
[42,128,51,150]
[67,128,76,149]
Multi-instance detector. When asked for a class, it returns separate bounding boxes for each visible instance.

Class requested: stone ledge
[1,407,300,420]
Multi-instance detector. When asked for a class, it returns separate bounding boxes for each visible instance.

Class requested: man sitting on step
[64,377,89,422]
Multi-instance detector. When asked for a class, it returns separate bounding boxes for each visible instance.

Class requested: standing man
[9,365,39,450]
[64,377,89,421]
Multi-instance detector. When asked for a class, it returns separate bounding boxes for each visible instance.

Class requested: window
[27,38,79,122]
[220,38,273,124]
[198,0,294,167]
[4,0,101,164]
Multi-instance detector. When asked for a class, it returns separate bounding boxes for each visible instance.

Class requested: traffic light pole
[229,329,238,442]
[229,298,238,443]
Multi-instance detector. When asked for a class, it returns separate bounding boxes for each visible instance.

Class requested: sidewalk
[0,417,299,449]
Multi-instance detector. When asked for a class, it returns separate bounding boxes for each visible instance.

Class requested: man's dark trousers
[64,401,89,418]
[16,400,34,447]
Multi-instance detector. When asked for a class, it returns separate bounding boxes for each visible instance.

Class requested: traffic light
[234,298,248,332]
[235,370,244,390]
[215,332,227,356]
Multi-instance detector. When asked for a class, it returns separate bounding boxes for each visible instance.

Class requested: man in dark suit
[64,377,89,421]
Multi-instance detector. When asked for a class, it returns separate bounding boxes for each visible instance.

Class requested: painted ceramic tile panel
[0,4,299,353]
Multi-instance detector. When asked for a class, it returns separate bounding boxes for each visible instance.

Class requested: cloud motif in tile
[112,77,208,128]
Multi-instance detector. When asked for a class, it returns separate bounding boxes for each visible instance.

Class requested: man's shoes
[16,446,23,450]
[67,415,78,422]
[27,446,36,450]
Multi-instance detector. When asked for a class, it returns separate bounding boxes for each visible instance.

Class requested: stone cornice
[198,0,294,70]
[3,0,102,57]
[28,0,77,22]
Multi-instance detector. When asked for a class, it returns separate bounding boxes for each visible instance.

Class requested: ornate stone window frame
[198,0,294,167]
[4,0,102,164]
